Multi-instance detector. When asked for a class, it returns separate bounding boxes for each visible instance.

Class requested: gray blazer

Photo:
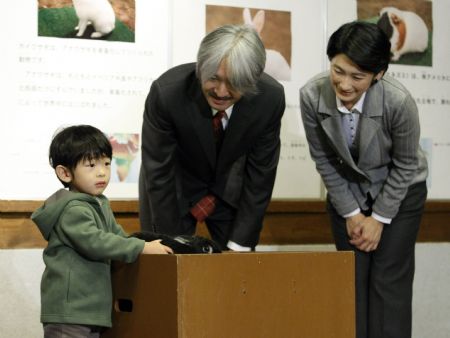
[300,72,427,219]
[139,63,285,247]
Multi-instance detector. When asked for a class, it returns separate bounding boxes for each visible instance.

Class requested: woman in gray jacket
[300,22,428,338]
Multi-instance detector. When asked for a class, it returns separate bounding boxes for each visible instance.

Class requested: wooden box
[102,251,355,338]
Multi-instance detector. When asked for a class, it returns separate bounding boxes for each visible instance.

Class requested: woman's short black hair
[49,125,112,185]
[327,21,391,74]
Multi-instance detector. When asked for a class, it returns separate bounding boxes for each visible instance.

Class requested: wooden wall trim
[0,200,139,213]
[2,199,450,213]
[1,199,450,249]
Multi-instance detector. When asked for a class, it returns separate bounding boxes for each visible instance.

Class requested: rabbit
[243,8,291,81]
[377,6,429,61]
[73,0,115,38]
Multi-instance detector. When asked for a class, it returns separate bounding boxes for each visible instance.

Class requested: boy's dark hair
[327,21,391,74]
[49,125,112,187]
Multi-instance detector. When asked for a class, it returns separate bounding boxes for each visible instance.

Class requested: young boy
[32,125,173,338]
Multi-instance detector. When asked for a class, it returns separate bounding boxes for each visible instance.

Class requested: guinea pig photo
[377,6,429,61]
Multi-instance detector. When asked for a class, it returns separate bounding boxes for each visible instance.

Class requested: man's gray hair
[196,24,266,96]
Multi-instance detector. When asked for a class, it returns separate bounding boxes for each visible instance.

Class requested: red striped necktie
[190,110,227,222]
[212,110,227,145]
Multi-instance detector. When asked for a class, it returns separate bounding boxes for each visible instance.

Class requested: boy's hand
[142,239,173,254]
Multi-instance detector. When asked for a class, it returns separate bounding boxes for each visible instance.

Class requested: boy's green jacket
[32,189,145,327]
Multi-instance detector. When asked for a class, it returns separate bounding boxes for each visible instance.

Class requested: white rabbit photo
[377,6,429,61]
[205,5,292,81]
[73,0,116,38]
[242,7,291,81]
[38,0,136,42]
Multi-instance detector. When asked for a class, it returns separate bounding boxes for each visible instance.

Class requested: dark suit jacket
[139,63,285,247]
[300,72,428,219]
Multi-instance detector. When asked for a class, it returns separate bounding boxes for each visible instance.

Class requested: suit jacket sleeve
[371,91,422,218]
[140,80,182,233]
[230,88,285,247]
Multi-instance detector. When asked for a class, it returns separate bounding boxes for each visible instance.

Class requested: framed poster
[0,0,171,199]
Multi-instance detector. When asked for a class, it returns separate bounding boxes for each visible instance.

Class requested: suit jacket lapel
[217,96,253,169]
[358,82,383,160]
[318,83,357,169]
[318,81,367,177]
[187,80,216,168]
[185,78,255,171]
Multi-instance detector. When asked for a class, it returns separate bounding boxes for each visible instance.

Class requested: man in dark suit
[139,24,285,251]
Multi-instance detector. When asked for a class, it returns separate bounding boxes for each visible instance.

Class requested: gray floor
[1,244,449,338]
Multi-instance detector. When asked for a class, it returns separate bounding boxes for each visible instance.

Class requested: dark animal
[130,231,222,254]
